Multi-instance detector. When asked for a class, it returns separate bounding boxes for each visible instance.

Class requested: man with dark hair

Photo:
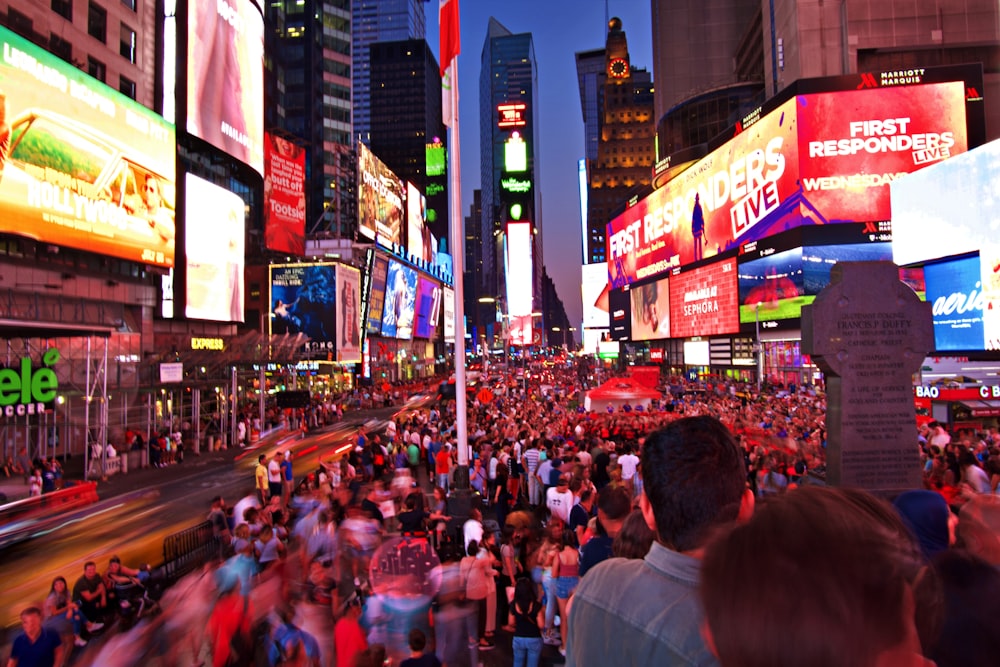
[578,485,631,577]
[567,416,754,666]
[400,627,441,667]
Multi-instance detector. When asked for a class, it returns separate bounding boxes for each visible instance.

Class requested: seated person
[104,555,150,608]
[71,562,107,629]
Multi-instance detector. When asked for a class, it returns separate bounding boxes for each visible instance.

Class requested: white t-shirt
[463,518,484,554]
[618,453,640,481]
[546,486,574,524]
[268,459,282,483]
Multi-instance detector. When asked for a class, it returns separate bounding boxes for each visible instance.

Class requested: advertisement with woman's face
[185,174,245,322]
[381,260,417,340]
[187,0,264,175]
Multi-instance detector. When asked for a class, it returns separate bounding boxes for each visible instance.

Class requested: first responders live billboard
[264,132,306,255]
[608,82,967,288]
[0,26,176,268]
[187,0,264,174]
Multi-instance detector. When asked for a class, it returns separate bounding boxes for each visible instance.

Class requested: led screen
[739,248,805,324]
[669,258,739,338]
[365,254,389,336]
[336,264,361,363]
[406,182,433,263]
[426,142,445,177]
[264,132,306,255]
[684,340,710,366]
[608,82,968,287]
[185,174,245,322]
[509,314,533,347]
[414,276,442,339]
[581,262,610,329]
[0,26,176,268]
[358,143,404,243]
[891,138,1000,266]
[923,254,1000,352]
[187,0,264,174]
[269,263,337,346]
[443,285,456,343]
[802,242,893,295]
[609,289,631,341]
[630,276,671,341]
[381,259,417,339]
[505,222,533,317]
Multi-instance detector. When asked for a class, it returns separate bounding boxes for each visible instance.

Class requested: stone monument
[801,261,933,496]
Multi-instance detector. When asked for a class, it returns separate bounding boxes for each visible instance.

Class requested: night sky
[426,0,654,329]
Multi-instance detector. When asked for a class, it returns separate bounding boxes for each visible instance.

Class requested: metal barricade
[161,520,218,581]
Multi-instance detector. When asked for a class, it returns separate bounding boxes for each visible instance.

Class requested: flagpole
[448,58,469,470]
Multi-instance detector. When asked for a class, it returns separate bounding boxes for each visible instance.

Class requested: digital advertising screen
[264,132,306,255]
[891,138,1000,267]
[381,259,417,339]
[336,264,361,363]
[185,174,245,322]
[684,340,710,366]
[443,285,456,343]
[924,255,985,352]
[187,0,264,174]
[630,276,671,341]
[0,26,176,268]
[739,248,805,324]
[609,289,631,341]
[406,181,433,263]
[508,314,533,347]
[608,82,968,288]
[581,262,610,330]
[413,276,442,339]
[269,263,337,345]
[365,254,389,336]
[505,222,534,317]
[358,143,403,243]
[802,242,893,296]
[669,258,739,338]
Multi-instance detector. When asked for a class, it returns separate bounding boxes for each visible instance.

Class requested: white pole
[448,58,468,468]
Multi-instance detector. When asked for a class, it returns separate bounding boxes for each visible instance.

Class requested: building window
[121,0,136,9]
[119,75,136,99]
[88,2,107,43]
[49,34,72,62]
[7,8,33,37]
[87,56,106,83]
[51,0,73,20]
[120,23,136,63]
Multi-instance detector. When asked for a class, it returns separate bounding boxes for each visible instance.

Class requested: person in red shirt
[206,577,252,667]
[334,594,367,667]
[436,442,453,490]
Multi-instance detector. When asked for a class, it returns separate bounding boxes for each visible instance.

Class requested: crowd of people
[8,361,1000,667]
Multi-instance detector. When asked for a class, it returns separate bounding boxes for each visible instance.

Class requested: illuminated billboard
[609,289,631,341]
[381,259,418,339]
[406,182,433,263]
[414,276,442,339]
[365,254,389,336]
[891,138,1000,267]
[187,0,264,174]
[0,26,176,268]
[498,102,527,129]
[630,276,670,341]
[505,222,533,317]
[264,132,306,255]
[443,285,455,343]
[426,142,446,177]
[505,133,528,172]
[269,263,336,346]
[581,262,610,330]
[923,255,1000,352]
[739,247,805,324]
[358,143,404,243]
[185,174,245,322]
[336,264,361,363]
[508,314,534,347]
[608,82,968,287]
[669,258,739,339]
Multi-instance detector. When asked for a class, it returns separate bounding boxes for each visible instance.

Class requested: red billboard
[607,82,968,288]
[264,132,306,255]
[668,258,739,338]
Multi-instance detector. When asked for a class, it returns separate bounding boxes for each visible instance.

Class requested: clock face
[609,58,628,78]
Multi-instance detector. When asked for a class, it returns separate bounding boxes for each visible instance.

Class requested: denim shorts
[555,575,578,599]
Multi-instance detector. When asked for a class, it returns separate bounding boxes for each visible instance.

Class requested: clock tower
[605,17,630,80]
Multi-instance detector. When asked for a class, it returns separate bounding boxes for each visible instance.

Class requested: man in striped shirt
[523,438,542,507]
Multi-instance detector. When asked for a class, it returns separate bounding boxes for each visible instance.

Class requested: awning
[0,319,114,338]
[957,400,1000,418]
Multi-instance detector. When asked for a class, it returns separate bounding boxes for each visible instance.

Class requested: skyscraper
[582,18,655,265]
[352,0,426,145]
[479,17,540,309]
[265,0,354,239]
[369,39,448,243]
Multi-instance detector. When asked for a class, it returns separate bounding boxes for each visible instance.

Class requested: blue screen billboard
[924,255,984,352]
[381,259,418,339]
